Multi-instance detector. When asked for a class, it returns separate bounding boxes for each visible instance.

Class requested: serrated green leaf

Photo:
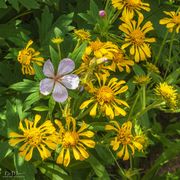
[33,63,44,80]
[24,91,40,107]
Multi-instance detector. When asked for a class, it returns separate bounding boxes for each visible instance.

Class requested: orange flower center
[90,41,103,51]
[126,0,140,7]
[63,131,79,148]
[18,49,34,65]
[24,128,42,146]
[118,129,132,145]
[96,86,114,103]
[130,29,145,45]
[173,15,180,24]
[113,52,125,63]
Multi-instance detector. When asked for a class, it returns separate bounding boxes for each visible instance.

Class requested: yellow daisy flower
[80,73,129,119]
[74,29,91,41]
[105,121,144,160]
[9,114,57,161]
[83,39,119,60]
[55,117,95,167]
[112,0,150,18]
[159,11,180,33]
[155,82,178,108]
[133,75,151,85]
[119,14,156,62]
[17,40,44,75]
[106,48,134,73]
[51,37,64,44]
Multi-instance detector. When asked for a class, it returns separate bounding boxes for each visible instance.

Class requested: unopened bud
[99,10,106,17]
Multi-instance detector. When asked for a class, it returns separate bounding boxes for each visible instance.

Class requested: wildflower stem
[57,44,61,59]
[142,85,146,110]
[128,90,140,120]
[154,30,169,65]
[130,155,133,169]
[164,30,176,78]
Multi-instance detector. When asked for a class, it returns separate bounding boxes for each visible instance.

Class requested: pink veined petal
[40,78,54,95]
[52,82,68,102]
[61,74,79,89]
[43,59,55,78]
[57,58,75,76]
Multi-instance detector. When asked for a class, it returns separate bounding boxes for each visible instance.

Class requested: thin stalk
[57,44,61,59]
[130,155,133,169]
[127,90,140,120]
[154,30,169,65]
[142,85,146,110]
[164,30,176,78]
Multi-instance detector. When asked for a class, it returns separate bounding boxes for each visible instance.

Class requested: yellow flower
[80,73,129,119]
[133,75,151,85]
[106,49,134,73]
[155,82,178,108]
[159,11,180,33]
[145,62,160,74]
[51,37,64,44]
[55,117,95,167]
[9,114,57,161]
[112,0,150,18]
[17,40,44,75]
[105,121,144,160]
[83,39,119,60]
[74,29,91,41]
[119,14,156,62]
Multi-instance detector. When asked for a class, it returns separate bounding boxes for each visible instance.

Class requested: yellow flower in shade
[119,14,156,62]
[17,40,44,75]
[9,115,57,161]
[112,0,150,18]
[55,117,95,167]
[106,49,134,73]
[51,37,64,44]
[83,39,119,60]
[155,82,178,108]
[159,11,180,33]
[133,75,151,85]
[105,121,144,160]
[145,62,160,74]
[74,29,91,41]
[80,73,129,119]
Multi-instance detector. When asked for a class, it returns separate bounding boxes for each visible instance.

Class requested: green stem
[154,30,169,65]
[127,90,140,120]
[57,44,61,59]
[164,30,176,78]
[142,85,146,110]
[130,155,133,169]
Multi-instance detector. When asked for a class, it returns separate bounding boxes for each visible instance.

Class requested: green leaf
[32,106,49,112]
[165,67,180,84]
[10,79,39,93]
[33,63,44,80]
[49,45,59,69]
[0,0,7,8]
[0,142,12,161]
[87,154,110,179]
[6,100,19,131]
[24,92,40,108]
[8,0,19,11]
[14,154,35,180]
[132,64,145,75]
[18,0,39,9]
[69,42,87,66]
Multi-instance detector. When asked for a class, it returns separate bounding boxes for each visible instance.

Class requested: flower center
[90,41,104,51]
[24,128,42,146]
[96,86,114,103]
[18,49,33,65]
[118,129,132,145]
[130,29,145,45]
[126,0,140,7]
[63,131,79,148]
[113,52,124,63]
[173,15,180,24]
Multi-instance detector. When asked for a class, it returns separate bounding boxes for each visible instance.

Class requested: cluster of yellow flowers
[13,0,179,166]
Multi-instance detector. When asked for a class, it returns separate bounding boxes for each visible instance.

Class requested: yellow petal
[64,149,70,167]
[113,104,126,116]
[79,131,94,138]
[80,99,94,109]
[33,114,41,127]
[105,104,114,119]
[9,138,25,146]
[56,148,65,164]
[117,146,125,158]
[25,146,34,161]
[79,139,95,148]
[90,103,98,117]
[77,146,89,159]
[72,147,81,160]
[123,145,129,160]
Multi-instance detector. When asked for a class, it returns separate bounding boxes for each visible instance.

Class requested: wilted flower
[40,59,79,102]
[133,75,151,85]
[145,62,160,74]
[17,40,44,75]
[9,114,57,161]
[55,117,95,167]
[74,29,91,41]
[159,11,180,33]
[105,121,144,160]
